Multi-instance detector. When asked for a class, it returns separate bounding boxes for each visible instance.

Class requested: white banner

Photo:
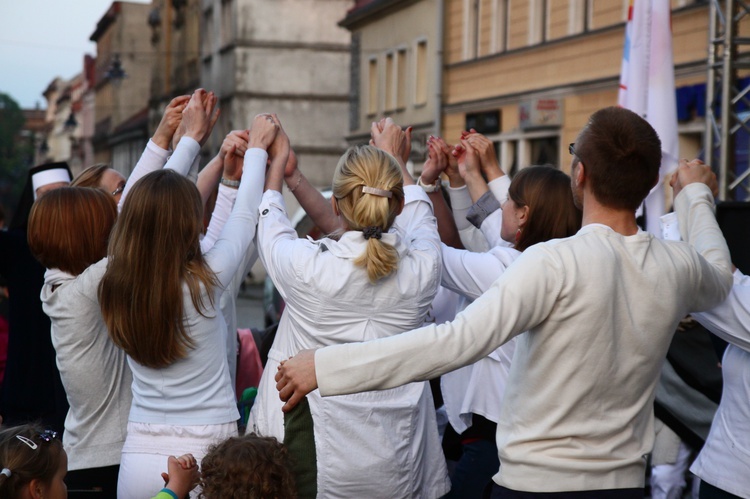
[618,0,679,237]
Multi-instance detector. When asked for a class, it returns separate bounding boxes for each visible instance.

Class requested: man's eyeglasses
[16,430,58,450]
[569,143,584,165]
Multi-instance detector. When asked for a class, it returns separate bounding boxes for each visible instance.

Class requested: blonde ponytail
[332,146,404,283]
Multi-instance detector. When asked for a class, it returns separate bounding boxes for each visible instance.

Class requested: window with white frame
[489,130,561,176]
[491,0,509,53]
[414,39,428,106]
[569,0,588,35]
[201,7,214,58]
[220,0,233,48]
[396,48,407,110]
[385,52,395,112]
[463,0,480,60]
[529,0,549,45]
[367,57,378,116]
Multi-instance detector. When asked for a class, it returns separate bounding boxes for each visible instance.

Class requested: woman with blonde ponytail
[249,118,449,497]
[332,145,404,282]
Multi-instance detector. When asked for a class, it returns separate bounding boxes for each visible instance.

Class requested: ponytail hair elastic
[0,468,11,478]
[362,226,383,240]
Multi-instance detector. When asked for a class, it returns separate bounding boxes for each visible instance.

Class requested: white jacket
[249,185,450,498]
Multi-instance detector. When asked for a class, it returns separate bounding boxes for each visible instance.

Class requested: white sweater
[314,183,733,492]
[40,264,132,470]
[127,148,266,425]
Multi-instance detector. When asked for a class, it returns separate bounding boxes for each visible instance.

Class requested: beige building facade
[441,0,732,177]
[200,0,353,190]
[147,0,201,141]
[340,0,443,170]
[91,1,154,175]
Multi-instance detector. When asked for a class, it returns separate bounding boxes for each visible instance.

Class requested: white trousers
[117,421,237,499]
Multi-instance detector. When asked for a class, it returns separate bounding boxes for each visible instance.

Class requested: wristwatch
[417,175,441,193]
[220,177,240,188]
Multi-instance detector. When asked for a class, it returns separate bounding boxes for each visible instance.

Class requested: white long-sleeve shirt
[127,148,265,425]
[439,175,515,433]
[313,183,732,492]
[439,243,520,432]
[690,270,750,498]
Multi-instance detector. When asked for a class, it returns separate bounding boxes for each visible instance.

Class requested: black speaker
[716,201,750,274]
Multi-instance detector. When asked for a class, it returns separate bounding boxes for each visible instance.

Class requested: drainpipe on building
[435,0,444,138]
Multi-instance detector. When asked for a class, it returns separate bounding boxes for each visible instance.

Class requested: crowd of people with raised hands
[0,87,747,499]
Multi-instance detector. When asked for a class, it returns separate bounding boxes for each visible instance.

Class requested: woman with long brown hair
[418,136,582,498]
[98,114,279,498]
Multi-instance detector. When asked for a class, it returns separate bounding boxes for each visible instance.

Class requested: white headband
[32,168,71,200]
[0,468,10,478]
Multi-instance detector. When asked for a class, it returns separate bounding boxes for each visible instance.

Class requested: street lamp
[104,54,128,85]
[63,112,78,133]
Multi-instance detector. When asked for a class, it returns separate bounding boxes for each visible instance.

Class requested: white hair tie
[0,468,11,478]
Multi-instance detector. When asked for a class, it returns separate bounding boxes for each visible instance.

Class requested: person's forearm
[315,246,560,396]
[428,191,463,249]
[675,183,733,311]
[164,137,201,176]
[285,170,341,234]
[196,154,223,209]
[397,157,415,186]
[265,157,286,193]
[692,270,750,351]
[118,140,170,211]
[482,163,504,183]
[463,170,490,204]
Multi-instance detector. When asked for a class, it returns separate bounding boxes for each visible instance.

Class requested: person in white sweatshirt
[275,106,733,498]
[27,187,126,497]
[98,110,279,498]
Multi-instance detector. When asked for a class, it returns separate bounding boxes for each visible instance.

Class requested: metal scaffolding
[705,0,750,201]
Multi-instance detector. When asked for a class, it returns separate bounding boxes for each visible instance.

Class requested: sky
[0,0,149,109]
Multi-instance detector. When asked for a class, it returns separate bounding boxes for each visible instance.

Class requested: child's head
[199,434,296,499]
[0,424,67,499]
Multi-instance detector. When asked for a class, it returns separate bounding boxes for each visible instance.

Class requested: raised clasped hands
[275,349,319,412]
[248,113,279,150]
[220,130,249,182]
[670,158,718,198]
[463,130,504,181]
[420,136,448,185]
[456,138,482,180]
[267,114,291,166]
[175,88,220,149]
[152,95,190,150]
[370,118,408,164]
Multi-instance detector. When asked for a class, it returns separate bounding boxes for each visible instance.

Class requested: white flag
[618,0,679,237]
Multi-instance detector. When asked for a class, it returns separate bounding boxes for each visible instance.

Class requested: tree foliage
[0,93,29,219]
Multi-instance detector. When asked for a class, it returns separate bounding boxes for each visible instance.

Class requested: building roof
[90,2,122,42]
